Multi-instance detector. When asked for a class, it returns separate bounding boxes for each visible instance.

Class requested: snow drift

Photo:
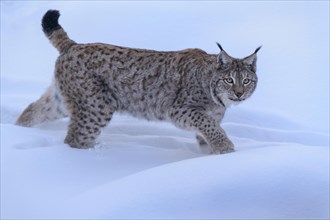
[1,2,329,219]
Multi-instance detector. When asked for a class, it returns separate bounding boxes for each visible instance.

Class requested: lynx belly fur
[17,10,261,154]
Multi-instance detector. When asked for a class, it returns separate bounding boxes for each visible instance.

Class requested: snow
[1,2,329,219]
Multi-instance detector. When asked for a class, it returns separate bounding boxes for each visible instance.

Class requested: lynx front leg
[196,134,211,154]
[195,110,226,152]
[169,108,234,154]
[196,134,208,147]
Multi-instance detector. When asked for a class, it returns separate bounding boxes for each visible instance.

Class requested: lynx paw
[64,134,95,149]
[211,138,235,154]
[212,147,235,155]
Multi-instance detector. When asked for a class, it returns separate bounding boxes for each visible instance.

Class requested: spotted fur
[16,10,260,154]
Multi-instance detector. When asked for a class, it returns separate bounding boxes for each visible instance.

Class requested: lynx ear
[216,42,233,66]
[243,46,262,67]
[243,46,262,72]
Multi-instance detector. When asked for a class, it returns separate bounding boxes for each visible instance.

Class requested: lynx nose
[235,91,243,98]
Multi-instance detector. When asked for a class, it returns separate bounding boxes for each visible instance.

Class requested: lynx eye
[243,79,251,85]
[224,78,234,84]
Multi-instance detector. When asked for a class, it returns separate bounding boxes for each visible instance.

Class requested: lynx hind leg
[64,92,116,149]
[16,84,68,127]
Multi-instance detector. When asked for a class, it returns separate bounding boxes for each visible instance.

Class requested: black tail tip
[42,10,61,35]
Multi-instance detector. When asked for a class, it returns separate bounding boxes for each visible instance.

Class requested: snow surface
[1,2,329,219]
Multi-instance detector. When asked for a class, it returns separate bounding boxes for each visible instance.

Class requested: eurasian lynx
[17,10,261,154]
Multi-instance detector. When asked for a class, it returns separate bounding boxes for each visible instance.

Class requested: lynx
[17,10,261,154]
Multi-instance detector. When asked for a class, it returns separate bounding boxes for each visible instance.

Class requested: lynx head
[210,43,261,107]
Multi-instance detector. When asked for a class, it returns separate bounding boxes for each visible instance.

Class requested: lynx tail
[42,10,76,54]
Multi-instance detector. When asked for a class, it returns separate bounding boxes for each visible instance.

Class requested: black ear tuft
[254,46,262,54]
[216,42,224,51]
